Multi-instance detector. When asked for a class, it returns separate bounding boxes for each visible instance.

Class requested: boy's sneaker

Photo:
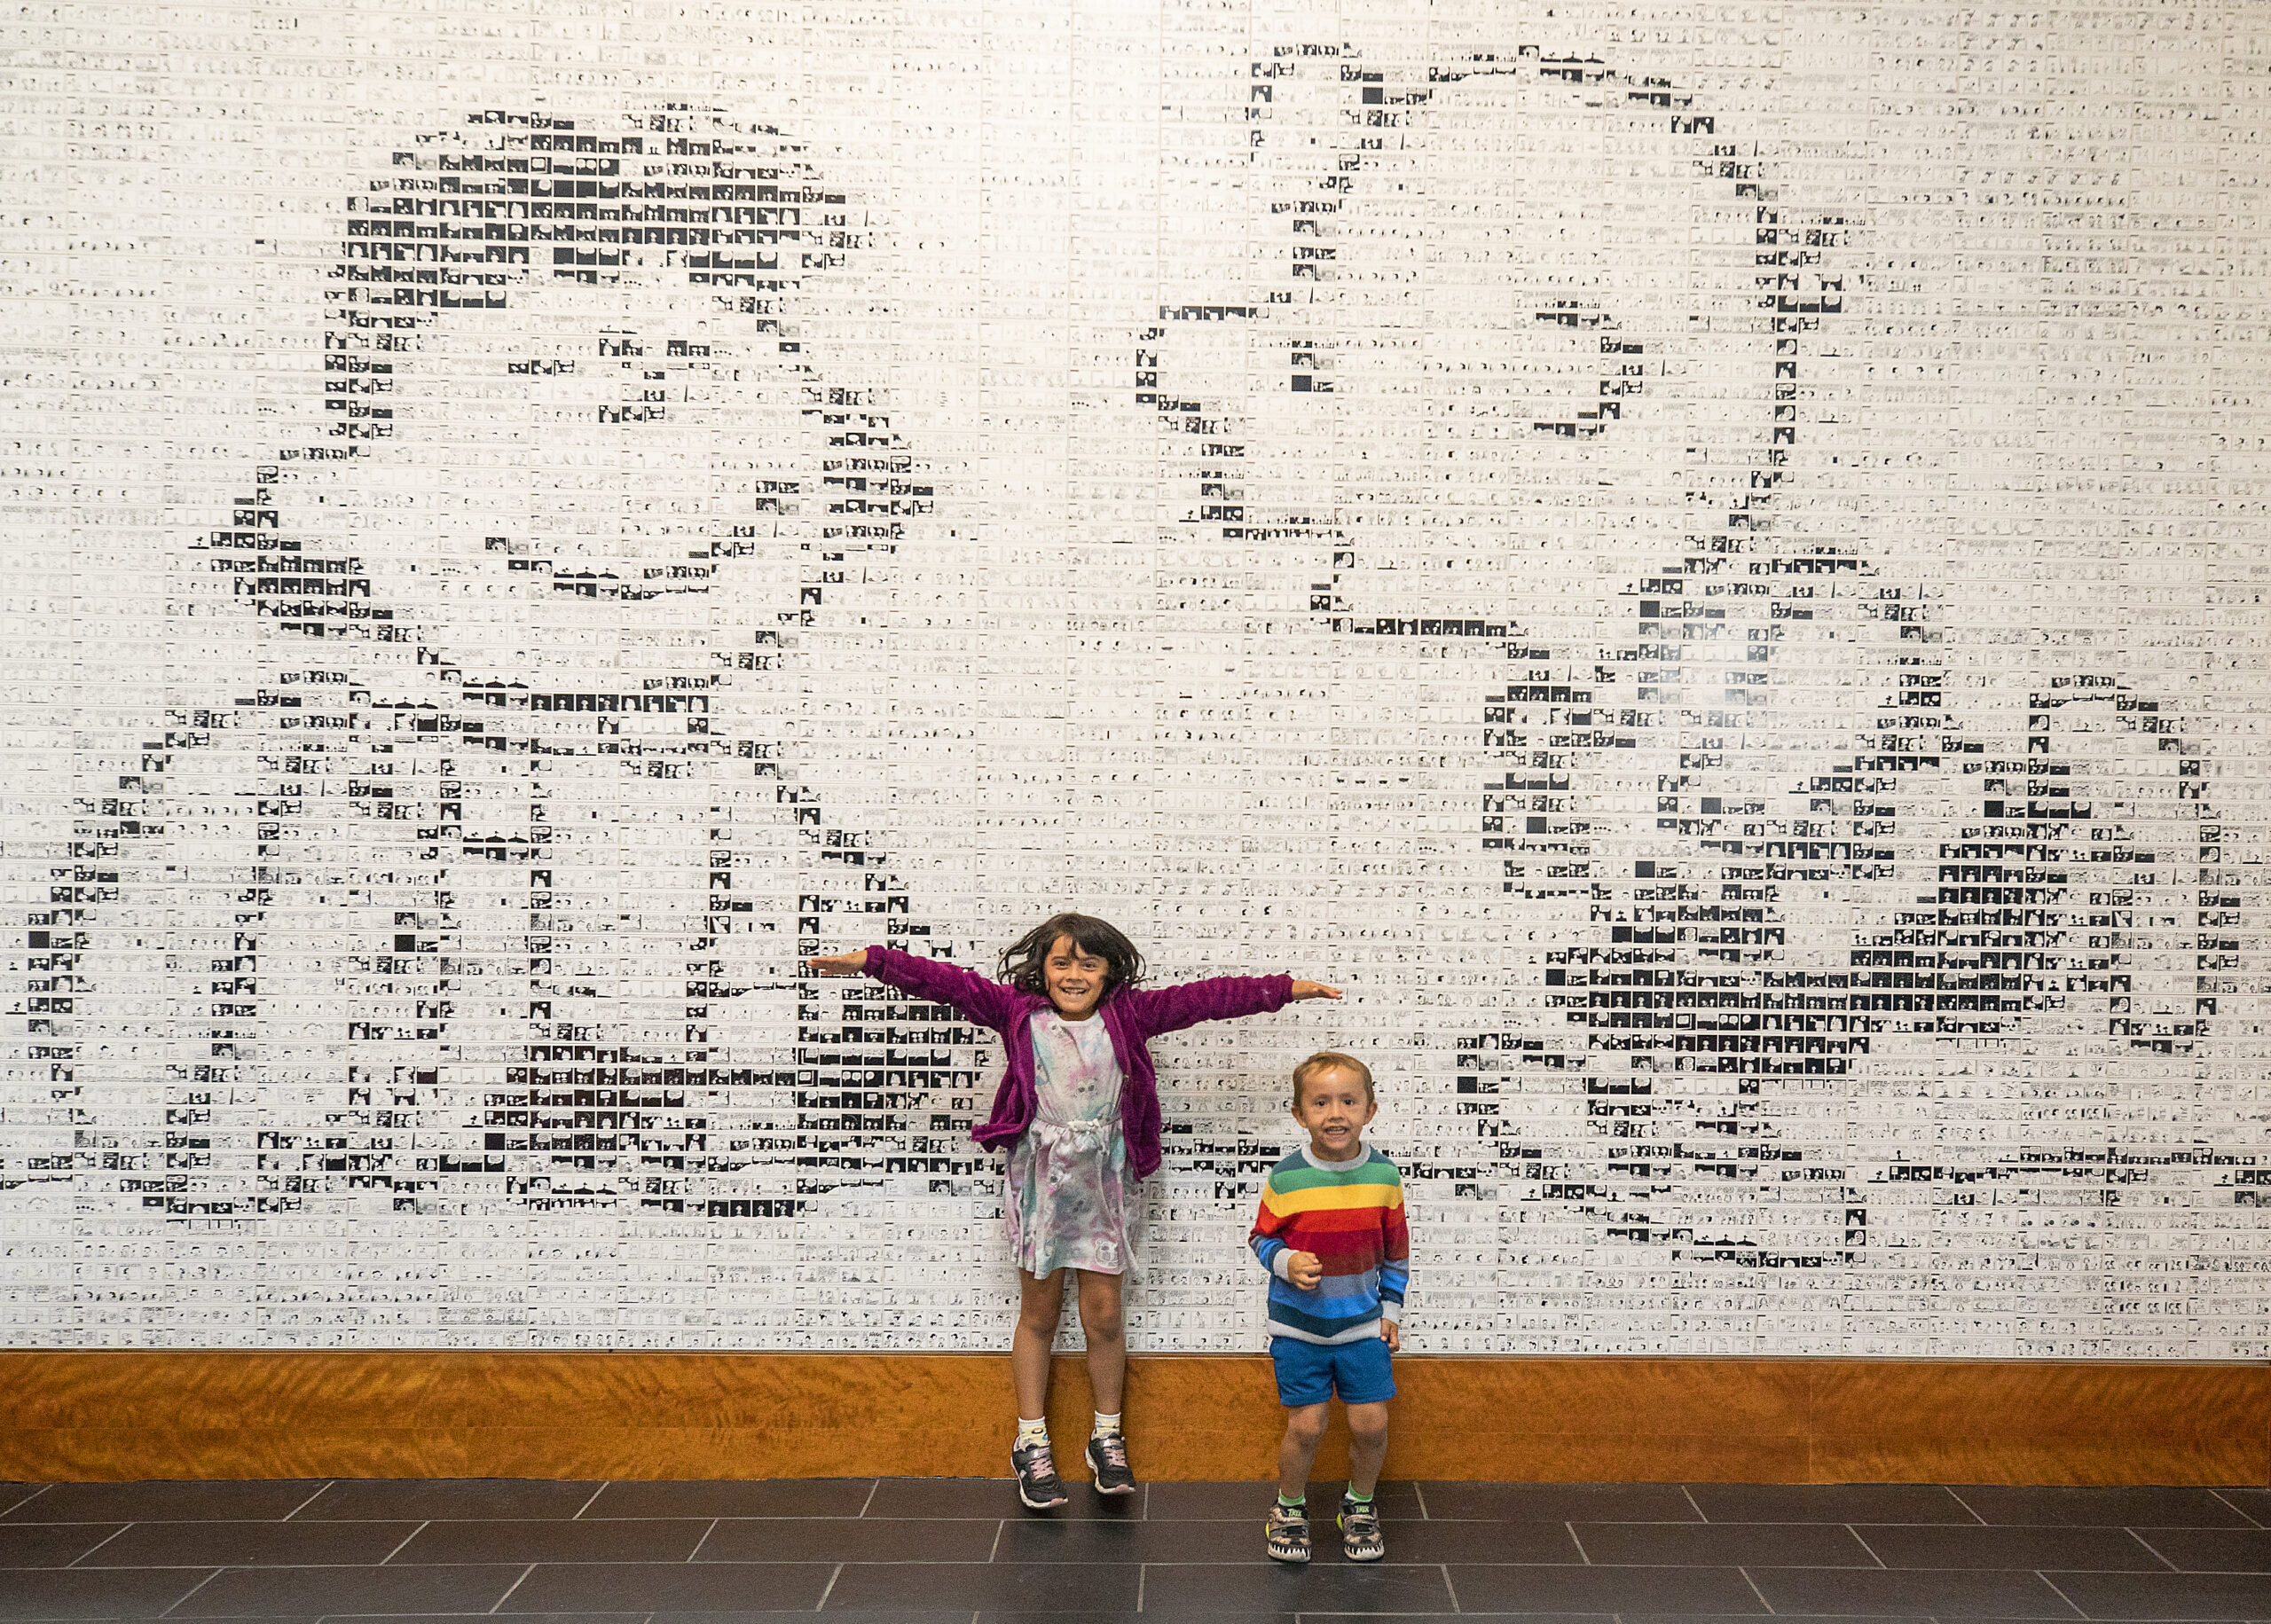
[1085,1430,1137,1495]
[1264,1499,1311,1564]
[1010,1438,1068,1510]
[1338,1493,1386,1562]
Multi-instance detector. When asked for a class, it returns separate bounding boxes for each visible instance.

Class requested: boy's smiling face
[1293,1064,1378,1161]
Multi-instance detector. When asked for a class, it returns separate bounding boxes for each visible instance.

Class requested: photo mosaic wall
[4,0,2267,1355]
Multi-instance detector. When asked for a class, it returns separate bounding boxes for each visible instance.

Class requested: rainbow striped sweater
[1248,1145,1410,1345]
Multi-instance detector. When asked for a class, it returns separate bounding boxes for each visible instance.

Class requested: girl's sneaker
[1011,1439,1068,1510]
[1338,1494,1386,1562]
[1264,1499,1311,1564]
[1085,1430,1136,1495]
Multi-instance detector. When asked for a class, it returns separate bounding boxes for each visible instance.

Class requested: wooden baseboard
[0,1353,2262,1485]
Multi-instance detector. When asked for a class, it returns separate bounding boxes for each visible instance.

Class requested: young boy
[1247,1051,1409,1564]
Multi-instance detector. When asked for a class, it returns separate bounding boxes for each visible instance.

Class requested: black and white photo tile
[4,0,2265,1356]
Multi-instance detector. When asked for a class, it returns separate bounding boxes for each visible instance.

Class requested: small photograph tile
[167,1561,527,1618]
[1857,1524,2168,1573]
[697,1516,1001,1564]
[501,1559,837,1612]
[1952,1487,2256,1530]
[292,1478,602,1522]
[1421,1482,1701,1523]
[0,1564,219,1620]
[0,1522,124,1567]
[2044,1567,2271,1620]
[1,1481,327,1525]
[78,1518,419,1568]
[1575,1520,1879,1567]
[1139,1558,1456,1614]
[585,1478,876,1519]
[1686,1483,1982,1526]
[389,1515,711,1564]
[864,1479,1136,1522]
[824,1559,1143,1611]
[2134,1526,2271,1573]
[1748,1565,2082,1619]
[1446,1562,1766,1614]
[1145,1480,1421,1521]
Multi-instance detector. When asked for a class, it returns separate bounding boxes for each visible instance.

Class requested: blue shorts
[1270,1332,1395,1408]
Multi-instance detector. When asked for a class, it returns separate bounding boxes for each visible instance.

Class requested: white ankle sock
[1016,1416,1049,1447]
[1092,1410,1121,1440]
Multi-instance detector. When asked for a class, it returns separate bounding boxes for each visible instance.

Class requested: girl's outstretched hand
[805,949,868,977]
[1289,980,1343,1002]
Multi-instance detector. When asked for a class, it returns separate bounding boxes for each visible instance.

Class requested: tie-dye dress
[1005,1011,1136,1277]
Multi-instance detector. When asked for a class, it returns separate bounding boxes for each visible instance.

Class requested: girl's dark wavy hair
[999,913,1146,998]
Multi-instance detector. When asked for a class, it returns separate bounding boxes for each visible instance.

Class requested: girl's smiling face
[1042,936,1112,1021]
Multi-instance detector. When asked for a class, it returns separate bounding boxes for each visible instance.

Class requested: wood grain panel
[0,1353,2261,1485]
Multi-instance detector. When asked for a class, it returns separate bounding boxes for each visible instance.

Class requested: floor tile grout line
[1943,1485,1989,1526]
[152,1563,226,1620]
[571,1480,612,1520]
[1439,1558,1458,1612]
[1845,1519,1889,1569]
[1679,1482,1709,1524]
[487,1560,537,1614]
[2210,1486,2267,1529]
[280,1479,335,1522]
[2034,1565,2088,1620]
[1411,1480,1429,1521]
[376,1517,429,1565]
[8,1482,55,1517]
[681,1512,721,1563]
[1566,1519,1590,1564]
[1735,1561,1776,1615]
[813,1557,842,1611]
[857,1478,880,1518]
[2120,1523,2181,1572]
[1135,1558,1144,1612]
[61,1519,135,1567]
[986,1517,1005,1562]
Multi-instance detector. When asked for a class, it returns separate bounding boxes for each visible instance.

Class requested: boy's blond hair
[1290,1050,1375,1108]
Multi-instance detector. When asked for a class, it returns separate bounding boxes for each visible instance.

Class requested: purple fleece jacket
[860,944,1294,1181]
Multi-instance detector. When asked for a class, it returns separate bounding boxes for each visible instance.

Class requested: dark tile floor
[2,1476,2268,1621]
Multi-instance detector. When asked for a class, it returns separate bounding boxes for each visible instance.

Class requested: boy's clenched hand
[1286,1251,1324,1290]
[1381,1320,1401,1352]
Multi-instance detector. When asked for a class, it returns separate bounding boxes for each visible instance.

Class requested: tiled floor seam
[570,1480,611,1518]
[281,1479,334,1520]
[61,1520,134,1566]
[1735,1562,1774,1614]
[813,1557,843,1610]
[681,1514,722,1562]
[153,1562,225,1619]
[487,1559,537,1613]
[2031,1565,2087,1620]
[377,1518,430,1564]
